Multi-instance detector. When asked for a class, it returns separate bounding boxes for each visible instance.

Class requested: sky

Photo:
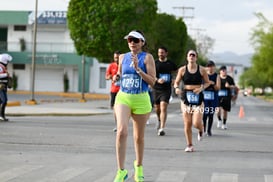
[1,0,273,55]
[157,0,273,55]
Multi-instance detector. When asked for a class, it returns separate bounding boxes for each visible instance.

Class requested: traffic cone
[238,105,245,118]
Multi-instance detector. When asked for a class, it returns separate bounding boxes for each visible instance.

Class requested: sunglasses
[127,37,141,43]
[189,53,196,57]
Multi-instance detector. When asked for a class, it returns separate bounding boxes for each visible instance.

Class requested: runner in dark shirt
[153,46,177,136]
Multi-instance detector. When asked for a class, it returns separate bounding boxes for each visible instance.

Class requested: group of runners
[105,30,238,182]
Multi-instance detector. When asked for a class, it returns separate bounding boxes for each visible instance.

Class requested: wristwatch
[136,68,142,74]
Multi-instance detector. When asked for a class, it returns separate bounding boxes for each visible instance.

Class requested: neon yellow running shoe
[114,169,128,182]
[134,160,144,182]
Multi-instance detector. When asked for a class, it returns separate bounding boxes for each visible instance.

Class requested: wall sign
[28,11,67,24]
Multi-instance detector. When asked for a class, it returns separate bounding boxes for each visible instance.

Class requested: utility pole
[27,0,38,105]
[173,6,194,20]
[190,28,206,41]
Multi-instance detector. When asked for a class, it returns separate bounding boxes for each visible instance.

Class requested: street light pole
[27,0,38,105]
[80,55,86,102]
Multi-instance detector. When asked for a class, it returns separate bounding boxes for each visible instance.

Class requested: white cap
[124,31,145,42]
[0,53,12,64]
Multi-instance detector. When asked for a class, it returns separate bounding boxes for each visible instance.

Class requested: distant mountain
[210,51,253,67]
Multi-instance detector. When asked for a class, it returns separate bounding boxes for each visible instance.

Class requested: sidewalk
[6,91,112,116]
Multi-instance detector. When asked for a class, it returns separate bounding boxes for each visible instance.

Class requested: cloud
[243,1,264,8]
[188,17,258,54]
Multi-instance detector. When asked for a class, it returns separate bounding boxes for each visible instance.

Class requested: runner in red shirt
[105,51,121,132]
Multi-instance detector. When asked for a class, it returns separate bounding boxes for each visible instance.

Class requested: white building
[0,10,111,94]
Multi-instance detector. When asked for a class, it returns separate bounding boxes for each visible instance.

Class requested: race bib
[186,91,199,104]
[121,74,141,93]
[203,91,214,100]
[159,73,171,82]
[218,89,228,96]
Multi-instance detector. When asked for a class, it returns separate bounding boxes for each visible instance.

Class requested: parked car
[243,90,248,96]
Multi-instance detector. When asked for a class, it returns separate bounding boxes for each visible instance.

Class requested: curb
[6,112,110,117]
[7,91,109,107]
[8,90,110,100]
[7,101,21,107]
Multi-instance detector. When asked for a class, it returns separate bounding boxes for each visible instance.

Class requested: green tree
[67,0,157,63]
[185,35,197,53]
[249,13,273,88]
[149,13,188,67]
[239,67,267,90]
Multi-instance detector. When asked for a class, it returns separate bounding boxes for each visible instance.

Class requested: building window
[14,25,27,31]
[99,67,106,89]
[13,64,25,70]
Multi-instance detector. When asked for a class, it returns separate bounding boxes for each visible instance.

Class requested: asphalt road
[0,95,272,182]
